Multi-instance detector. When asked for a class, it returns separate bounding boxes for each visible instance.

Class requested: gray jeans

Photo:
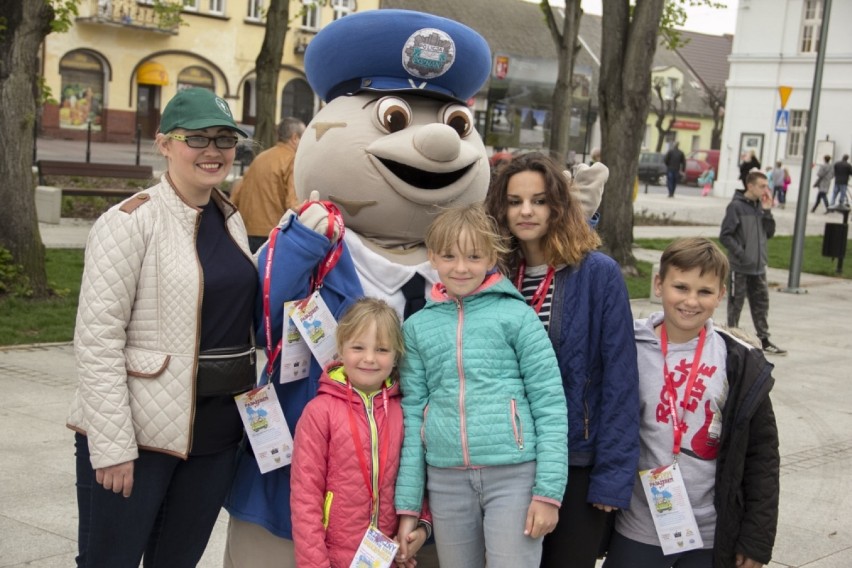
[427,461,542,568]
[727,271,770,340]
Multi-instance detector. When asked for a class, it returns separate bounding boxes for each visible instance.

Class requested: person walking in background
[231,117,305,252]
[770,161,788,209]
[831,154,852,207]
[812,155,834,213]
[698,167,715,197]
[738,150,761,190]
[663,141,686,198]
[485,153,640,568]
[720,171,786,356]
[395,203,568,567]
[604,237,779,568]
[67,88,258,567]
[290,298,430,568]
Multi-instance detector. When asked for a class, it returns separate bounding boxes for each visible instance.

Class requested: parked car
[683,149,720,185]
[638,151,666,184]
[235,123,257,169]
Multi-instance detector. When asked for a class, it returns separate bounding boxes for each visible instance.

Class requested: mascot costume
[224,9,606,567]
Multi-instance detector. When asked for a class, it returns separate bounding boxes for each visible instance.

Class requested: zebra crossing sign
[775,109,789,133]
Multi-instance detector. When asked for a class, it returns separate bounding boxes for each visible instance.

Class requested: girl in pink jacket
[290,298,430,567]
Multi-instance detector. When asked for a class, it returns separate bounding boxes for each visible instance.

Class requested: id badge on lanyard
[261,201,346,382]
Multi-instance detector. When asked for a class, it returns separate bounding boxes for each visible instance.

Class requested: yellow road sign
[778,86,793,109]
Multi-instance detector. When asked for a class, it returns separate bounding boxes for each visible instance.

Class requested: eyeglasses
[168,133,239,149]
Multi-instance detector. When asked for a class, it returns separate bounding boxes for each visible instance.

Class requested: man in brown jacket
[232,117,305,251]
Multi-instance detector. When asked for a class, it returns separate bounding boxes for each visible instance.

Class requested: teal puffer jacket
[395,274,568,514]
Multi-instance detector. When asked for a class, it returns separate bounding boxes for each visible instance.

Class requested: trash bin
[822,223,848,258]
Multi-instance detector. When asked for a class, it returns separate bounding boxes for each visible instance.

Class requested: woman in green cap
[67,87,257,567]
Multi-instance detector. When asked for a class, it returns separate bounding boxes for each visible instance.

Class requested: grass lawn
[634,235,852,280]
[0,249,83,346]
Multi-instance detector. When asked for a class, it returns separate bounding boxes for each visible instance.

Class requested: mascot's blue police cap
[305,9,492,103]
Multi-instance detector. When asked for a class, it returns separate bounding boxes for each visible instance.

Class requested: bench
[34,160,154,224]
[36,160,153,187]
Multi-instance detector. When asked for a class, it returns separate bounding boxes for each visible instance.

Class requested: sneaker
[762,340,787,355]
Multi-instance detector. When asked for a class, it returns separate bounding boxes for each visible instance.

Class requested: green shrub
[0,247,33,298]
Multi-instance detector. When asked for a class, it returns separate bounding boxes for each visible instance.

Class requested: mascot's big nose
[412,123,461,163]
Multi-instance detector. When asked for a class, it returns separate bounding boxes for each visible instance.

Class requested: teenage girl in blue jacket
[485,152,640,568]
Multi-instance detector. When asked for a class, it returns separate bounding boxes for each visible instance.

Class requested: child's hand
[404,523,428,559]
[395,515,420,565]
[524,500,559,539]
[735,554,763,568]
[592,503,618,513]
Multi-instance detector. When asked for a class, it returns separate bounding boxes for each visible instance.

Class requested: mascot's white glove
[298,190,342,244]
[273,191,342,244]
[565,162,608,219]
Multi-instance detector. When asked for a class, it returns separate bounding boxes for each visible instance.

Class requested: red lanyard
[660,324,707,457]
[514,262,555,314]
[346,385,390,525]
[261,202,345,377]
[297,200,346,291]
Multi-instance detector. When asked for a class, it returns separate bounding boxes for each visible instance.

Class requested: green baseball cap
[159,88,247,137]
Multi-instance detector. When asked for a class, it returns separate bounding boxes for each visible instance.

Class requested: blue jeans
[427,461,542,568]
[666,170,679,197]
[831,183,848,205]
[75,433,238,567]
[602,531,713,568]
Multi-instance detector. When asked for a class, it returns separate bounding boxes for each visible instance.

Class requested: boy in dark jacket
[720,171,786,355]
[604,237,779,568]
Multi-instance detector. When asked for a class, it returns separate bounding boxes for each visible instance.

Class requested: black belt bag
[196,345,257,397]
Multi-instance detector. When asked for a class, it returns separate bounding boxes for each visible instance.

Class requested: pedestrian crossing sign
[775,109,789,133]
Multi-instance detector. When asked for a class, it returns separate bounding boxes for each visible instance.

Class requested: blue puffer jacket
[224,215,363,540]
[395,274,568,514]
[549,252,640,509]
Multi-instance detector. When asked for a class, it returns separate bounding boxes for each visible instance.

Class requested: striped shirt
[518,264,557,330]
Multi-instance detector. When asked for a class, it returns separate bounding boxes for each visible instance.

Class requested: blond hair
[335,297,404,360]
[425,203,509,262]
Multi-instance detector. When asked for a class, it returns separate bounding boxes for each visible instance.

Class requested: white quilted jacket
[67,176,253,469]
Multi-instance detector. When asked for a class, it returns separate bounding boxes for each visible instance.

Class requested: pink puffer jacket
[291,366,412,567]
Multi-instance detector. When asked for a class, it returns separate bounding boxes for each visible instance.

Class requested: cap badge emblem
[215,97,233,118]
[402,28,455,80]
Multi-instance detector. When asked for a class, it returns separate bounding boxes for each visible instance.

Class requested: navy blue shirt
[192,200,257,455]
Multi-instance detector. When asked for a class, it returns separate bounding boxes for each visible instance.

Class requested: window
[209,0,225,15]
[58,51,106,132]
[301,0,319,30]
[786,110,808,158]
[177,66,215,91]
[247,0,264,21]
[800,0,822,53]
[332,0,354,21]
[281,78,315,125]
[182,0,199,10]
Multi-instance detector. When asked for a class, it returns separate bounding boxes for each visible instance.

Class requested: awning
[137,62,169,86]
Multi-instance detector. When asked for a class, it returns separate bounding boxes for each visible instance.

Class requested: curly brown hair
[484,152,600,273]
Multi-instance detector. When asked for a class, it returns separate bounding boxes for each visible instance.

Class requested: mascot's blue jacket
[224,216,363,539]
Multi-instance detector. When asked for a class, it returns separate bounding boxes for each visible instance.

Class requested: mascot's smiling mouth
[377,158,473,190]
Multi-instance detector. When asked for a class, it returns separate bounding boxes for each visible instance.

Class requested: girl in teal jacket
[394,203,568,568]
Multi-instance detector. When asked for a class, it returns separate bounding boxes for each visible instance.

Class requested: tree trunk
[0,1,53,298]
[254,0,290,151]
[542,1,582,164]
[598,0,665,275]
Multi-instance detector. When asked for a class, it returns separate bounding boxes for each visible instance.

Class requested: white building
[717,0,852,200]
